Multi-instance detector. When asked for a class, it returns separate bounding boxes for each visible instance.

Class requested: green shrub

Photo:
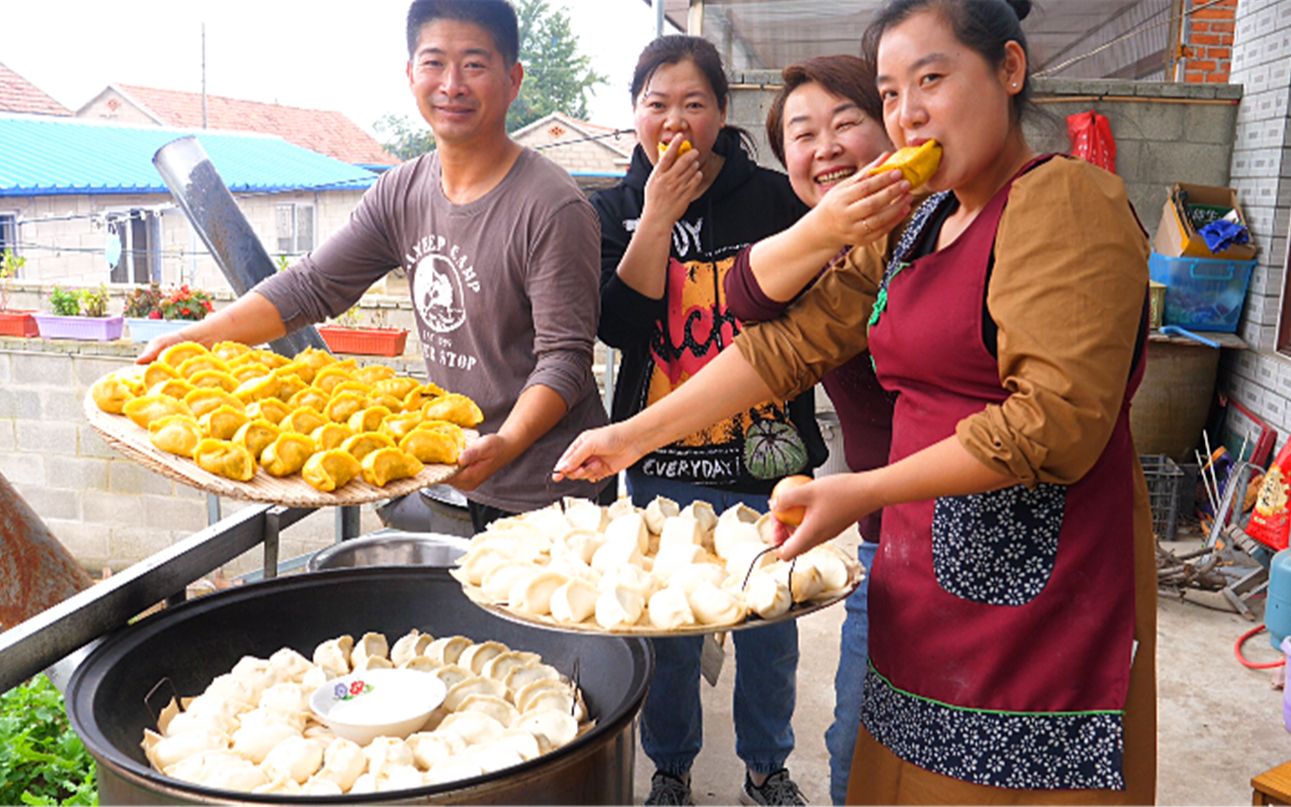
[79,285,110,319]
[48,286,79,317]
[0,675,97,805]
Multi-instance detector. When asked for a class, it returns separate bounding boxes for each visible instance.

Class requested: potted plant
[34,284,125,341]
[0,249,38,337]
[317,305,409,357]
[124,283,213,342]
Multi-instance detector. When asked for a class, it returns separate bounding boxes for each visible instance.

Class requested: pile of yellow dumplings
[90,341,482,493]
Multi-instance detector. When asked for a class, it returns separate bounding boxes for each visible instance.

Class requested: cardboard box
[1153,182,1257,261]
[1148,281,1165,330]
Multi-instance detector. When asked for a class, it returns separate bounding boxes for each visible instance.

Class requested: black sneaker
[740,768,807,806]
[645,770,694,806]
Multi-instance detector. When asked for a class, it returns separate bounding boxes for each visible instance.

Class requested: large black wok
[66,567,652,804]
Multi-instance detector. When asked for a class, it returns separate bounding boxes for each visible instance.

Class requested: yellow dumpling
[246,397,291,425]
[330,380,372,399]
[347,405,392,434]
[250,350,291,371]
[401,383,446,413]
[91,372,139,414]
[148,377,195,400]
[340,431,395,463]
[149,414,202,459]
[261,432,316,477]
[212,341,252,362]
[123,394,193,429]
[233,418,281,460]
[187,369,239,392]
[372,377,420,400]
[176,354,230,380]
[183,388,245,420]
[353,364,396,385]
[368,393,405,412]
[280,406,328,436]
[421,393,484,427]
[199,404,249,441]
[324,391,368,424]
[159,341,209,370]
[288,387,330,413]
[273,372,308,403]
[360,447,423,487]
[380,411,424,442]
[233,374,281,404]
[292,347,336,381]
[310,422,354,452]
[230,362,272,384]
[302,448,361,493]
[398,422,465,464]
[143,361,180,390]
[193,438,256,482]
[312,366,354,395]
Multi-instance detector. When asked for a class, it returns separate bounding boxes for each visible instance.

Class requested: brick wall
[1182,0,1238,84]
[1217,0,1291,452]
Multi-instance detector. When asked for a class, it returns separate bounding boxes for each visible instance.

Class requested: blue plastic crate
[1148,252,1255,333]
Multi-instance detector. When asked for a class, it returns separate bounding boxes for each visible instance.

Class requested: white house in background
[511,112,637,192]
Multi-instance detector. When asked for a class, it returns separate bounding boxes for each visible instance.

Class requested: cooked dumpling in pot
[193,438,256,482]
[246,397,290,425]
[159,341,210,370]
[287,387,329,414]
[91,372,139,414]
[398,422,464,464]
[301,449,361,492]
[177,354,230,380]
[279,407,327,436]
[360,447,423,487]
[149,414,202,459]
[148,377,196,400]
[310,422,353,452]
[420,393,484,427]
[233,374,281,405]
[346,405,391,434]
[123,394,193,429]
[340,431,395,463]
[233,418,281,460]
[200,404,249,441]
[261,433,316,477]
[379,412,425,443]
[184,387,244,420]
[323,391,367,424]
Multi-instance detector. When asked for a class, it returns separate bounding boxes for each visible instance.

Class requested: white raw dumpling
[261,735,324,784]
[202,673,257,710]
[723,541,776,582]
[163,749,244,783]
[377,764,427,791]
[267,647,313,684]
[230,720,300,764]
[444,676,508,710]
[426,635,473,666]
[595,584,645,629]
[606,497,636,520]
[461,743,526,774]
[453,545,515,587]
[518,708,579,753]
[547,550,597,584]
[437,710,507,746]
[301,665,327,691]
[459,693,521,727]
[424,756,486,785]
[718,502,760,526]
[458,640,509,675]
[316,737,366,791]
[643,495,680,534]
[253,775,304,794]
[664,562,726,595]
[312,635,354,679]
[658,516,705,552]
[549,577,599,624]
[164,706,238,739]
[508,570,568,616]
[754,512,784,545]
[477,523,552,557]
[481,650,538,682]
[364,736,414,779]
[801,544,857,593]
[407,730,466,770]
[604,511,650,553]
[480,729,542,762]
[652,543,705,579]
[401,655,438,672]
[434,663,474,691]
[515,677,574,714]
[143,728,228,771]
[679,501,718,533]
[713,518,765,561]
[648,586,697,630]
[787,562,825,602]
[516,502,573,541]
[229,656,275,700]
[552,530,603,565]
[302,777,344,796]
[562,496,608,533]
[391,629,434,667]
[503,663,561,694]
[743,570,793,619]
[686,580,747,626]
[259,681,308,718]
[204,759,270,791]
[352,654,394,671]
[351,632,389,669]
[598,563,655,598]
[482,561,543,602]
[590,537,643,574]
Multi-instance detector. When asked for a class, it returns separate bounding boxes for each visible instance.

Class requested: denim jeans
[823,539,877,804]
[626,469,799,776]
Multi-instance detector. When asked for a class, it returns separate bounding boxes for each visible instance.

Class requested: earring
[1011,82,1019,88]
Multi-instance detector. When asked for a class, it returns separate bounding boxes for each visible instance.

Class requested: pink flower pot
[34,314,125,341]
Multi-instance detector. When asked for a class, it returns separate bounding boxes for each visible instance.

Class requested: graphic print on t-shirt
[407,234,481,372]
[638,253,807,484]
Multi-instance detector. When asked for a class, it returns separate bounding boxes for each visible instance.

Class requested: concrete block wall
[1217,0,1291,453]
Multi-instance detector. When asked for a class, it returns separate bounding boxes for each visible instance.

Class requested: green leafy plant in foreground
[0,675,98,805]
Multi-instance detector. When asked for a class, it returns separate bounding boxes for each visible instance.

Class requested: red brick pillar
[1181,0,1236,83]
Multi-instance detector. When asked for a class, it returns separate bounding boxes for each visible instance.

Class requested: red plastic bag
[1248,440,1291,552]
[1067,110,1116,174]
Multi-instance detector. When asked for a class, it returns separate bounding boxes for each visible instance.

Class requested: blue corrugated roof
[0,114,378,197]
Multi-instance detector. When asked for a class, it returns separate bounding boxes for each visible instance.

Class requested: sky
[4,0,676,137]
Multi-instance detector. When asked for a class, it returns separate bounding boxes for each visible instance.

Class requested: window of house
[0,213,16,255]
[107,209,161,284]
[275,203,315,254]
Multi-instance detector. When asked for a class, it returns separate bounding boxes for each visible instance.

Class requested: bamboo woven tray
[457,571,862,638]
[84,392,473,508]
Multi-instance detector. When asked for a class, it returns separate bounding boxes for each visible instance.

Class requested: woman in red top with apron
[556,0,1156,802]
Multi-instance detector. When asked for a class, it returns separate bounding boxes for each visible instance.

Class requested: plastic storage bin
[1148,252,1255,333]
[1140,453,1186,542]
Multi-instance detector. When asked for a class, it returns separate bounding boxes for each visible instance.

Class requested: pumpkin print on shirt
[639,255,808,483]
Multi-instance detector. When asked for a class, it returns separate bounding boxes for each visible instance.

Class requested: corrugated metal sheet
[0,114,377,197]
